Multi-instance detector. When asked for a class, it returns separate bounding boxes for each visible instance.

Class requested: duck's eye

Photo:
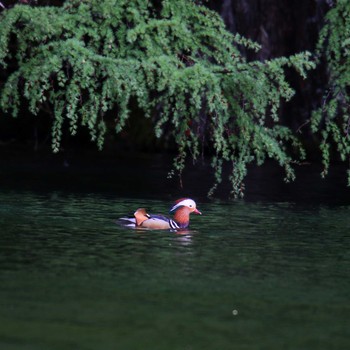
[189,204,193,207]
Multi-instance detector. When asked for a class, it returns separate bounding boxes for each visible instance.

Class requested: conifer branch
[0,0,316,197]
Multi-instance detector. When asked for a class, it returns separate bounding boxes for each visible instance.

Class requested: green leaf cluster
[312,0,350,182]
[0,0,315,196]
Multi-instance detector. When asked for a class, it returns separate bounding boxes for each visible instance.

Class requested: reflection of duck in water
[119,198,202,230]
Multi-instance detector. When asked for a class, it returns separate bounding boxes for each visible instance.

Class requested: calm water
[0,189,349,350]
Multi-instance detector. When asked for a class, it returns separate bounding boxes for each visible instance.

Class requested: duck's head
[170,198,202,215]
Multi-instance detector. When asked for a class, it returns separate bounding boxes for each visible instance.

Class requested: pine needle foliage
[0,0,315,197]
[313,0,350,183]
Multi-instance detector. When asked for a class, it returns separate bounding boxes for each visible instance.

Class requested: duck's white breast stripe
[169,219,179,230]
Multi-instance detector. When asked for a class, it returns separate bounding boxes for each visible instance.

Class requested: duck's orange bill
[194,208,202,215]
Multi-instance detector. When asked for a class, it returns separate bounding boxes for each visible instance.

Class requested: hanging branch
[0,0,315,197]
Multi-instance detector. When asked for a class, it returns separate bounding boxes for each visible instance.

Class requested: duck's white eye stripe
[177,199,196,208]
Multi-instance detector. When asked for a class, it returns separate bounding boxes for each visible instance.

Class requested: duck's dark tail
[116,217,136,228]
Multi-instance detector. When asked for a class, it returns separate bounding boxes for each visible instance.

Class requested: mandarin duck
[119,198,202,230]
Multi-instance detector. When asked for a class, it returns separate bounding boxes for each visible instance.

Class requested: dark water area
[0,150,350,349]
[1,147,350,204]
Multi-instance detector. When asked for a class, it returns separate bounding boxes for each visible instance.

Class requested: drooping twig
[296,119,310,133]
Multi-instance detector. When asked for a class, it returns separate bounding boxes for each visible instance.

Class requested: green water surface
[0,191,349,350]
